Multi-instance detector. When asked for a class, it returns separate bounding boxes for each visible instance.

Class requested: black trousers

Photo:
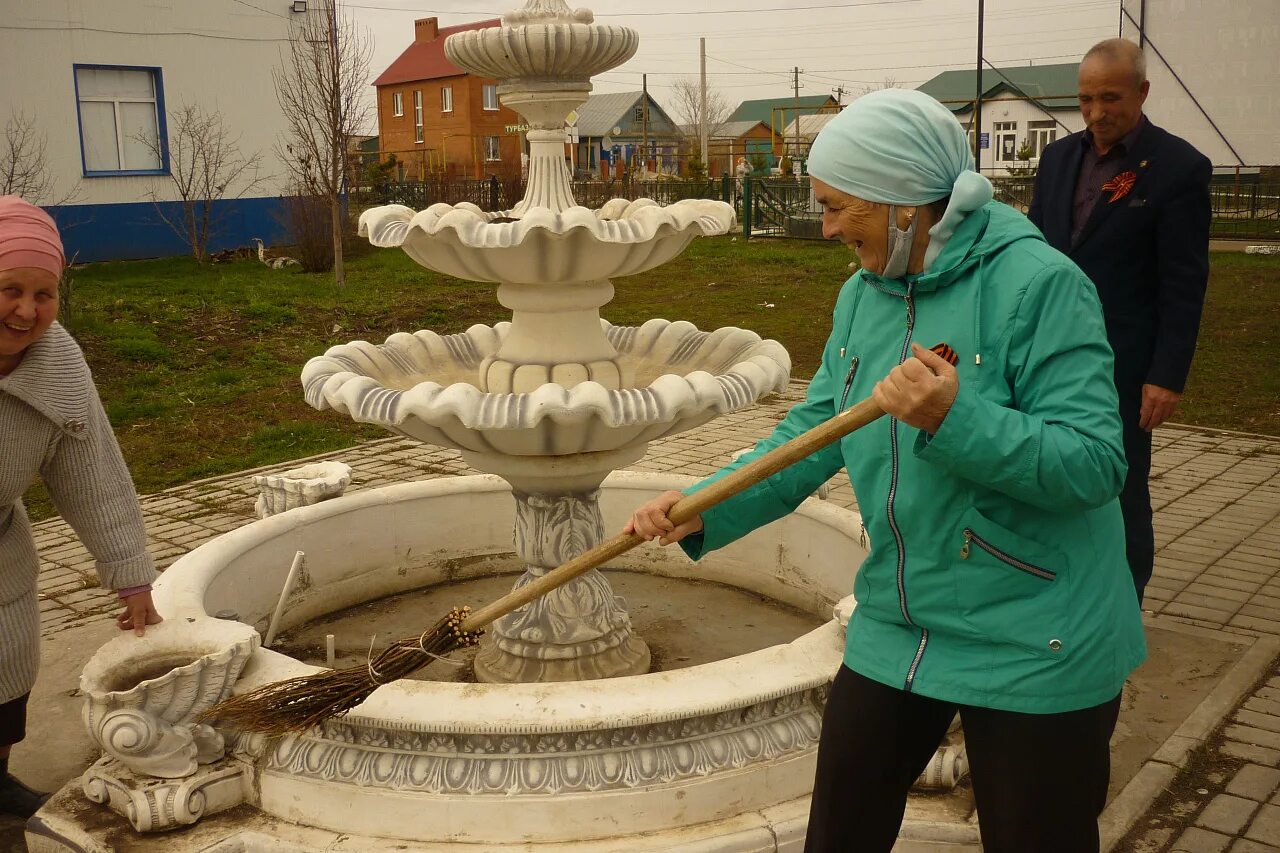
[0,693,28,747]
[1117,383,1155,602]
[804,667,1122,853]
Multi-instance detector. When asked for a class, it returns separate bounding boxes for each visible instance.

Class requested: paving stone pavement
[25,381,1280,850]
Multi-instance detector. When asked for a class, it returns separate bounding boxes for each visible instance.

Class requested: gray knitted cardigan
[0,323,156,703]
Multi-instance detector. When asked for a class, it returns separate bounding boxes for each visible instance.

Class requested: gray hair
[1083,38,1147,86]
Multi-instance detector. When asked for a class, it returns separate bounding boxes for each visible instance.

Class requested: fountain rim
[301,319,792,433]
[153,473,857,734]
[358,198,737,252]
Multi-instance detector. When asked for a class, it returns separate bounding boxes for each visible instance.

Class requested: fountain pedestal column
[466,447,651,683]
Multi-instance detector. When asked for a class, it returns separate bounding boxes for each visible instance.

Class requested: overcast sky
[348,0,1119,120]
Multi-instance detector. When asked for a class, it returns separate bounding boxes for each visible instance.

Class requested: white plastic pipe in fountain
[264,550,306,648]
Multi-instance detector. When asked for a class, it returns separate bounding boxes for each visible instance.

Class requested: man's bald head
[1082,38,1146,88]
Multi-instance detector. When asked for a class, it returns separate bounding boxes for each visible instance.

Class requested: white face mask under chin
[881,204,917,279]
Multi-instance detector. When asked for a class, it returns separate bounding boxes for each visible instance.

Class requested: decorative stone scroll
[239,685,826,796]
[81,757,250,833]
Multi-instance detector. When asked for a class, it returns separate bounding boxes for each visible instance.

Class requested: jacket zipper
[887,283,923,691]
[961,529,1057,580]
[838,356,860,409]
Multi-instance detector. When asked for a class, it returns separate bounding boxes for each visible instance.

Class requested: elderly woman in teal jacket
[626,89,1146,853]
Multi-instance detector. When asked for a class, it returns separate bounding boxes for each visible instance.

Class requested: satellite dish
[602,135,613,148]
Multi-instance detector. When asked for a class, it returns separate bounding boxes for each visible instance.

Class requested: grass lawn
[23,237,1278,520]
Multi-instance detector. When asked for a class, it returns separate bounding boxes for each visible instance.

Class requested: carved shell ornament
[301,319,790,454]
[357,199,736,284]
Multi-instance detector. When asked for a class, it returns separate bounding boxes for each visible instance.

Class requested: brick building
[372,17,524,179]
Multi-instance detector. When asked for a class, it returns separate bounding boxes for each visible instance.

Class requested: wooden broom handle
[461,396,885,632]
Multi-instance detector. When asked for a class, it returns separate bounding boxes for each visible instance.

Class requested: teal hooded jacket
[681,201,1147,714]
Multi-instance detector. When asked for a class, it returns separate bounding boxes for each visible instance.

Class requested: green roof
[729,95,838,129]
[917,62,1079,113]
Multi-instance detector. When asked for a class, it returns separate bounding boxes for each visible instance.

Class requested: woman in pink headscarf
[0,196,162,817]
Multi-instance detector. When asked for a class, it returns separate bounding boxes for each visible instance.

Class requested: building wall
[375,75,523,179]
[707,124,775,177]
[960,95,1085,176]
[1121,0,1280,166]
[2,0,302,260]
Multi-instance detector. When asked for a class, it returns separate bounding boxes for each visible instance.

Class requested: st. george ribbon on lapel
[1102,170,1137,203]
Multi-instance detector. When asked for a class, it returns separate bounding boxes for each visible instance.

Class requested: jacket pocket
[953,507,1071,659]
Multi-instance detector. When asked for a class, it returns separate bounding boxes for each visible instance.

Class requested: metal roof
[728,95,839,128]
[372,19,500,87]
[676,120,770,139]
[575,91,644,137]
[782,112,840,139]
[574,90,679,138]
[916,63,1080,113]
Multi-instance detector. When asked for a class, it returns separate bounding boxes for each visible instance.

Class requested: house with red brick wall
[373,17,525,179]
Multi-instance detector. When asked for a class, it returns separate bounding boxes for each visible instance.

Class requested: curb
[1099,626,1280,851]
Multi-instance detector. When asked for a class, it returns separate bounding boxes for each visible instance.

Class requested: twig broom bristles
[203,394,895,734]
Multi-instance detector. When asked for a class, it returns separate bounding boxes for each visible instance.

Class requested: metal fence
[354,175,736,213]
[351,169,1280,243]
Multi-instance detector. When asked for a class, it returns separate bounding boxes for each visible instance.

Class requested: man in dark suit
[1029,38,1212,602]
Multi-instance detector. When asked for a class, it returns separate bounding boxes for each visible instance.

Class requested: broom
[203,344,957,734]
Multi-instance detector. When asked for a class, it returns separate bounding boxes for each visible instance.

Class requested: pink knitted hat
[0,195,66,278]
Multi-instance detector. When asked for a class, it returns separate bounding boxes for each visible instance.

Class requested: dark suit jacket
[1028,120,1211,395]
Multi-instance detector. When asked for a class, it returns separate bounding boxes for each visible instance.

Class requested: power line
[228,0,290,18]
[636,1,1113,41]
[0,24,291,42]
[343,0,917,15]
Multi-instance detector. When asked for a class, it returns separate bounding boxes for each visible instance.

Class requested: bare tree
[666,78,733,151]
[1,110,81,206]
[858,77,902,97]
[137,104,265,264]
[275,1,373,286]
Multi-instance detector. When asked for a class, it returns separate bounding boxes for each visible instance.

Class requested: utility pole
[792,66,802,174]
[833,85,845,106]
[642,72,649,177]
[973,0,985,171]
[699,37,708,170]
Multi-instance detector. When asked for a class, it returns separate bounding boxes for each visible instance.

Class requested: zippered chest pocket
[952,506,1072,659]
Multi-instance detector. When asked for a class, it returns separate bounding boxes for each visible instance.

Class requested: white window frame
[1027,120,1057,160]
[414,90,423,143]
[73,64,167,176]
[483,84,499,111]
[483,135,501,162]
[993,120,1018,164]
[441,86,453,113]
[392,91,403,117]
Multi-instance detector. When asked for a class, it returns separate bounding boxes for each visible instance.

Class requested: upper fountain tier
[358,198,734,285]
[444,1,637,131]
[443,0,649,216]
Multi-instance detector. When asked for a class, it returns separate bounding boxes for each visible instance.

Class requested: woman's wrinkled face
[812,178,891,274]
[0,267,60,373]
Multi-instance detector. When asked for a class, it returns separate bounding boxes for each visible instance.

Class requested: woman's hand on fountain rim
[624,490,703,546]
[115,590,163,637]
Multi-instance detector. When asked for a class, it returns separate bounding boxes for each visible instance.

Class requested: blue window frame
[73,64,169,177]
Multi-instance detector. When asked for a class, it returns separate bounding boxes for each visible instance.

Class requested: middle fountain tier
[304,0,791,682]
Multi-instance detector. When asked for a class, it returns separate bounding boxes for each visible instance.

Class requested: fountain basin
[149,473,865,846]
[358,199,736,284]
[302,320,790,454]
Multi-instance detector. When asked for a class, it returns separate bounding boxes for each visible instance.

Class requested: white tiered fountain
[27,3,975,851]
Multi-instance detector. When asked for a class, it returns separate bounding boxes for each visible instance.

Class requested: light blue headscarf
[807,88,994,271]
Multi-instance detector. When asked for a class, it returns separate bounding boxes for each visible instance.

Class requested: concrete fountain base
[23,472,983,851]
